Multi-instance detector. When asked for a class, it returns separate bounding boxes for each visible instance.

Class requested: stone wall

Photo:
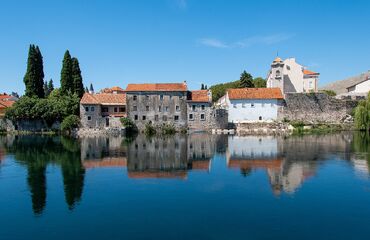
[278,93,358,124]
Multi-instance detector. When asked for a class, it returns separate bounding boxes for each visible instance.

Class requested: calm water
[0,133,370,240]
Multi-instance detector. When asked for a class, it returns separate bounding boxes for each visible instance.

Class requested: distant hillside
[320,71,370,94]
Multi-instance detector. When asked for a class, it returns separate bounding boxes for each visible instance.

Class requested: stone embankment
[235,122,290,136]
[76,127,126,137]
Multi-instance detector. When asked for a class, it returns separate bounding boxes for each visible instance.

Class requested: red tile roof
[0,100,15,109]
[80,93,126,105]
[83,157,127,168]
[102,86,125,93]
[227,88,283,100]
[303,69,319,75]
[125,83,187,92]
[228,158,283,170]
[0,94,13,100]
[188,90,211,102]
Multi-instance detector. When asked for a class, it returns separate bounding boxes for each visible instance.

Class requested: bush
[120,117,137,133]
[162,123,176,135]
[61,115,80,133]
[290,121,305,128]
[321,90,336,97]
[144,123,156,136]
[5,90,80,125]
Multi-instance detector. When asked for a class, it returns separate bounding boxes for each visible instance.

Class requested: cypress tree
[43,81,48,97]
[89,83,94,93]
[60,50,73,95]
[85,87,89,93]
[71,57,84,98]
[24,44,45,98]
[48,79,54,94]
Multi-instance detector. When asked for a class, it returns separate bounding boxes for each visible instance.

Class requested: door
[105,117,109,127]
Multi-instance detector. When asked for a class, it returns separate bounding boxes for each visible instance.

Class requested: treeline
[6,45,84,126]
[209,70,266,102]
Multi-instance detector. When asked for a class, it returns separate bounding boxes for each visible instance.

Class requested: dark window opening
[134,115,138,120]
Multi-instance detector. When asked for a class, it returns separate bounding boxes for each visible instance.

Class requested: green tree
[48,79,54,94]
[24,44,45,98]
[239,70,253,88]
[89,83,94,93]
[71,58,84,98]
[354,92,370,131]
[60,50,73,95]
[201,83,205,90]
[253,77,267,88]
[43,81,49,97]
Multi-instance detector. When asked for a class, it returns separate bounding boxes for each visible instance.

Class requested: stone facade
[278,93,358,124]
[126,91,188,130]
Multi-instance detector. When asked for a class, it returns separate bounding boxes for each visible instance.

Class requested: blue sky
[1,0,369,94]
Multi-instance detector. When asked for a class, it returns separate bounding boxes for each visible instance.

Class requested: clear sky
[1,0,369,94]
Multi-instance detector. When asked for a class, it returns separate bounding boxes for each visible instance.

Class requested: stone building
[80,92,126,129]
[187,90,213,131]
[267,57,319,94]
[125,82,189,131]
[0,93,17,118]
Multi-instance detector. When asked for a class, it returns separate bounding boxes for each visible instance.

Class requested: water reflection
[0,132,369,215]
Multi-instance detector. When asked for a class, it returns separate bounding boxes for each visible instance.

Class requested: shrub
[321,90,336,97]
[162,123,176,135]
[61,115,80,133]
[290,121,305,128]
[120,117,137,133]
[144,123,156,136]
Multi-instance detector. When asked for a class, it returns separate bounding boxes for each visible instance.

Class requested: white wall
[284,58,304,93]
[228,136,278,159]
[226,97,279,123]
[351,79,370,93]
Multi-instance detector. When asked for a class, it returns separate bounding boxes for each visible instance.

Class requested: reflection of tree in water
[5,136,84,214]
[352,132,370,162]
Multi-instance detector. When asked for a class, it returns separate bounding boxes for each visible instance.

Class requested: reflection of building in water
[125,133,222,178]
[127,135,188,179]
[80,136,128,168]
[227,136,317,195]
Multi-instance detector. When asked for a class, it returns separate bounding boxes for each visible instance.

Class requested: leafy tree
[209,80,241,102]
[71,58,84,98]
[24,44,45,98]
[60,50,73,95]
[61,115,80,133]
[354,92,370,131]
[239,70,253,88]
[253,77,267,88]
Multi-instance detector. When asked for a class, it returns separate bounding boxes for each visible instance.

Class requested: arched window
[259,116,262,121]
[276,70,281,78]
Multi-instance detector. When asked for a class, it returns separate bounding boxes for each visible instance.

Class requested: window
[201,105,205,110]
[146,95,149,100]
[276,70,281,78]
[133,106,137,111]
[85,107,89,112]
[233,104,237,108]
[287,65,291,70]
[163,115,167,121]
[251,103,255,108]
[114,107,118,113]
[176,105,180,112]
[192,105,196,111]
[160,95,163,100]
[259,116,262,120]
[262,103,265,107]
[242,103,246,108]
[200,114,205,120]
[91,106,95,111]
[174,115,179,121]
[102,107,108,112]
[133,95,137,101]
[146,106,149,111]
[142,115,146,120]
[134,115,138,120]
[155,115,159,121]
[87,116,92,121]
[165,106,169,112]
[119,107,126,112]
[158,106,162,112]
[189,114,194,120]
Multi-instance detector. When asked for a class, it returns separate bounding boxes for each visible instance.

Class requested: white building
[347,76,370,94]
[267,57,319,94]
[219,88,283,123]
